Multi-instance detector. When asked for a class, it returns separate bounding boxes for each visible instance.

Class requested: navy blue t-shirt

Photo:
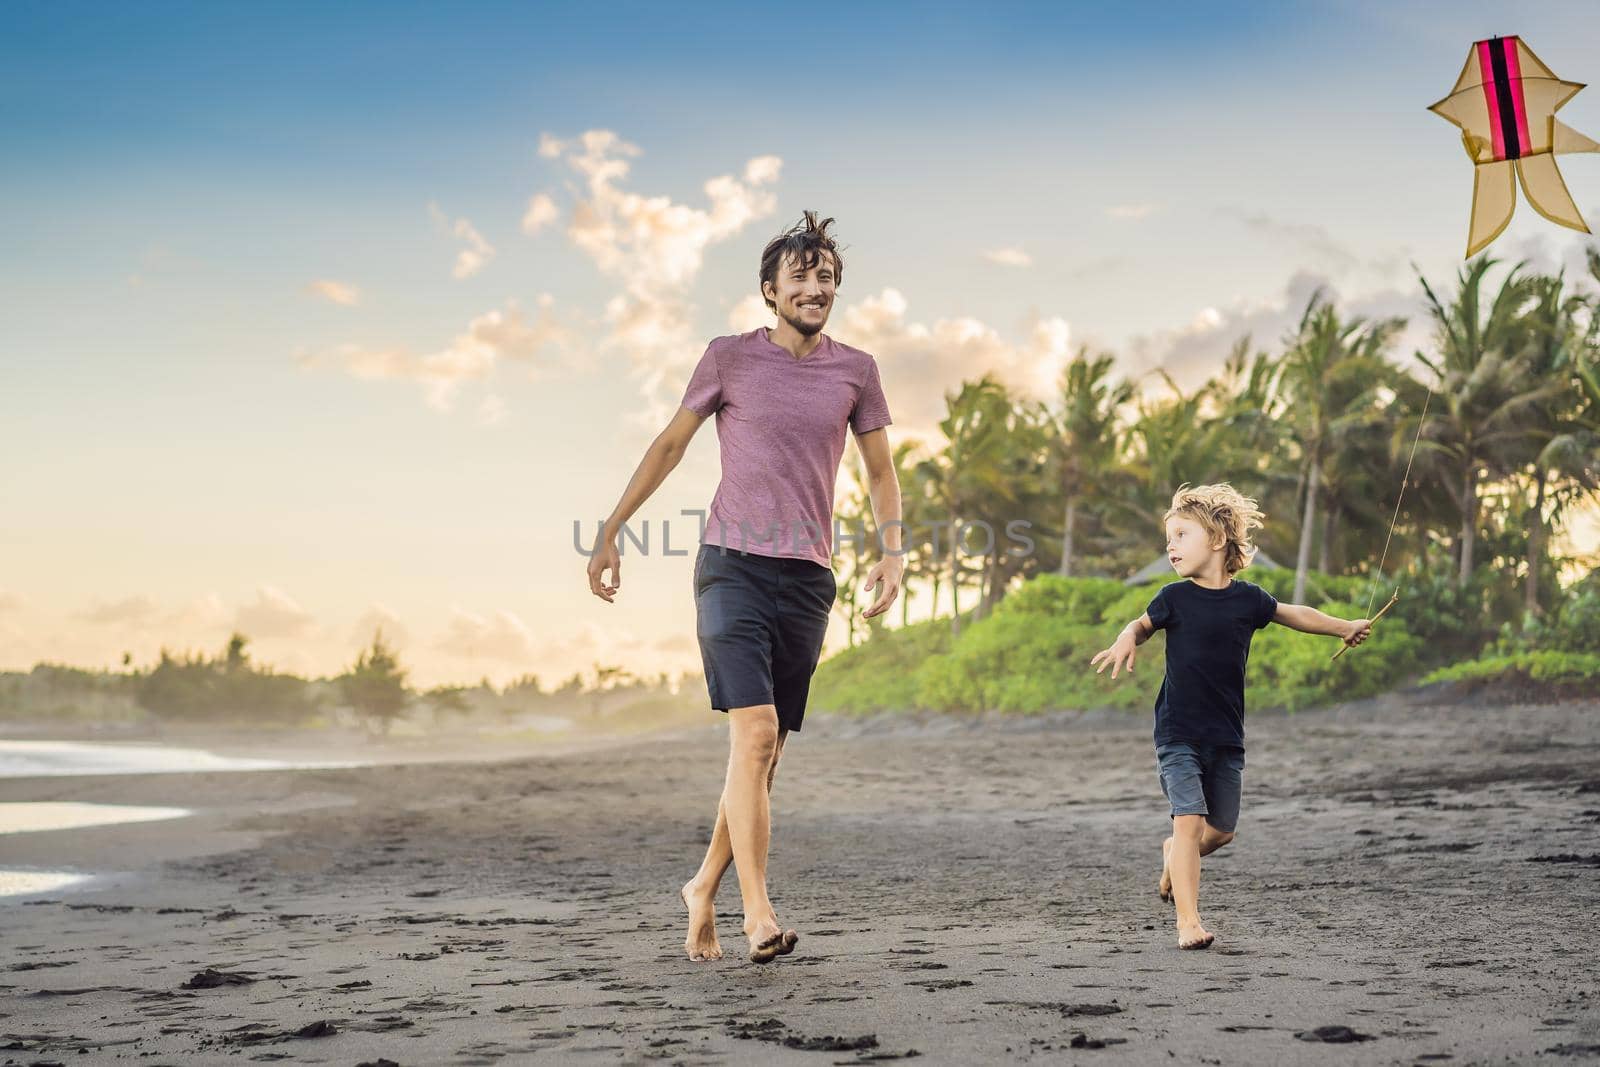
[1146,578,1278,749]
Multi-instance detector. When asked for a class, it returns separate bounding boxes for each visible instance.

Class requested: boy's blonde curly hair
[1164,483,1265,576]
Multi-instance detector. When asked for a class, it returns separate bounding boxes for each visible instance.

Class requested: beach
[2,691,1598,1065]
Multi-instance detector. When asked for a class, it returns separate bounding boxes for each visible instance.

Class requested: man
[587,211,903,964]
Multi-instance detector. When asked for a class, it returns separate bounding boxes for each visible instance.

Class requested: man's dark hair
[758,211,844,312]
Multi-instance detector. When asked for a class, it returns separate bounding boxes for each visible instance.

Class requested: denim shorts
[693,544,836,732]
[1155,741,1245,833]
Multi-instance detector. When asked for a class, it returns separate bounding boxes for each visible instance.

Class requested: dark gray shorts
[693,544,836,732]
[1156,741,1245,833]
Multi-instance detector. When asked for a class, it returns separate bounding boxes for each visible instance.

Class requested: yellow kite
[1428,36,1598,257]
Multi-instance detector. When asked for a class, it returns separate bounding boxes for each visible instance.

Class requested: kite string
[1364,384,1434,618]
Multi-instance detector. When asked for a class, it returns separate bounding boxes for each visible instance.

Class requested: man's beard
[779,306,827,337]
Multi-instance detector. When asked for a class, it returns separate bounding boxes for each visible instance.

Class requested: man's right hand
[588,526,621,603]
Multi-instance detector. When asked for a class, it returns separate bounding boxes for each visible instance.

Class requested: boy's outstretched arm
[1091,613,1156,679]
[1273,602,1372,647]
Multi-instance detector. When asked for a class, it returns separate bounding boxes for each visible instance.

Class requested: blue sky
[3,1,1598,685]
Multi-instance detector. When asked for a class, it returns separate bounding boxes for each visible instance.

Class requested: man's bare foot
[1158,837,1173,903]
[746,917,799,964]
[681,881,723,962]
[1177,920,1215,950]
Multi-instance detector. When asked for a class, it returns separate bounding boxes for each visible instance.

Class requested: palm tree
[1122,371,1242,530]
[1274,291,1405,602]
[1208,338,1297,555]
[826,439,930,641]
[341,629,409,736]
[1042,348,1133,577]
[909,450,951,621]
[1416,259,1572,586]
[1518,266,1600,616]
[933,376,1038,632]
[889,440,933,628]
[1315,379,1412,576]
[831,451,874,647]
[976,406,1053,616]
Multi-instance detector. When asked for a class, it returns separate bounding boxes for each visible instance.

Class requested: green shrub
[807,615,954,715]
[910,612,1160,714]
[815,570,1434,718]
[1492,571,1600,656]
[993,574,1130,624]
[1423,650,1600,692]
[1247,597,1420,710]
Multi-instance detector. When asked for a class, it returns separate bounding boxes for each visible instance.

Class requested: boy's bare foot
[681,881,723,962]
[746,917,799,964]
[1158,837,1173,902]
[1177,920,1215,950]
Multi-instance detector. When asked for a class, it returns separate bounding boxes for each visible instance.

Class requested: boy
[1090,484,1371,950]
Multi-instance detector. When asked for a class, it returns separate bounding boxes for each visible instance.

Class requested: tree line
[829,254,1600,649]
[0,632,694,735]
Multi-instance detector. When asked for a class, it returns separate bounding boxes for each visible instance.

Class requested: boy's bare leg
[681,710,793,959]
[1168,815,1234,948]
[1159,823,1234,902]
[681,723,787,961]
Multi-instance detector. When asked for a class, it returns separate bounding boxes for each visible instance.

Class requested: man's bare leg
[1168,815,1234,949]
[681,707,789,962]
[1159,822,1233,902]
[722,705,794,961]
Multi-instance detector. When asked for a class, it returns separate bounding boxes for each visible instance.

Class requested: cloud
[549,130,781,291]
[234,586,317,640]
[76,591,232,635]
[1106,203,1160,221]
[435,607,539,665]
[537,129,783,415]
[1471,229,1598,281]
[743,155,782,185]
[0,589,23,614]
[297,295,575,411]
[264,647,320,678]
[300,132,778,425]
[1125,270,1421,391]
[478,394,507,426]
[428,202,496,279]
[77,595,160,626]
[982,247,1034,268]
[425,612,698,686]
[727,293,771,332]
[521,192,559,235]
[832,288,1074,438]
[306,279,360,306]
[531,619,649,674]
[433,611,694,684]
[1232,210,1362,273]
[652,633,697,655]
[166,592,230,630]
[1063,255,1132,281]
[125,243,180,290]
[350,604,410,651]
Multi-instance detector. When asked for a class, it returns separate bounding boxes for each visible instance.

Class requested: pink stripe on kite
[1478,39,1506,160]
[1504,37,1531,153]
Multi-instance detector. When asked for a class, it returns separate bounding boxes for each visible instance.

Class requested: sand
[3,691,1598,1064]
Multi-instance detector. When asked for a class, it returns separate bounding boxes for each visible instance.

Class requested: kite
[1428,36,1599,258]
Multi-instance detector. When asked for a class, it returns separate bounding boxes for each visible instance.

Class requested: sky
[3,1,1599,688]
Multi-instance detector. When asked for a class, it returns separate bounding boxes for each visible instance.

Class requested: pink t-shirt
[681,328,892,566]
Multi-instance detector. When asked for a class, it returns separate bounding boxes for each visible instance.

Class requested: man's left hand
[860,556,904,619]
